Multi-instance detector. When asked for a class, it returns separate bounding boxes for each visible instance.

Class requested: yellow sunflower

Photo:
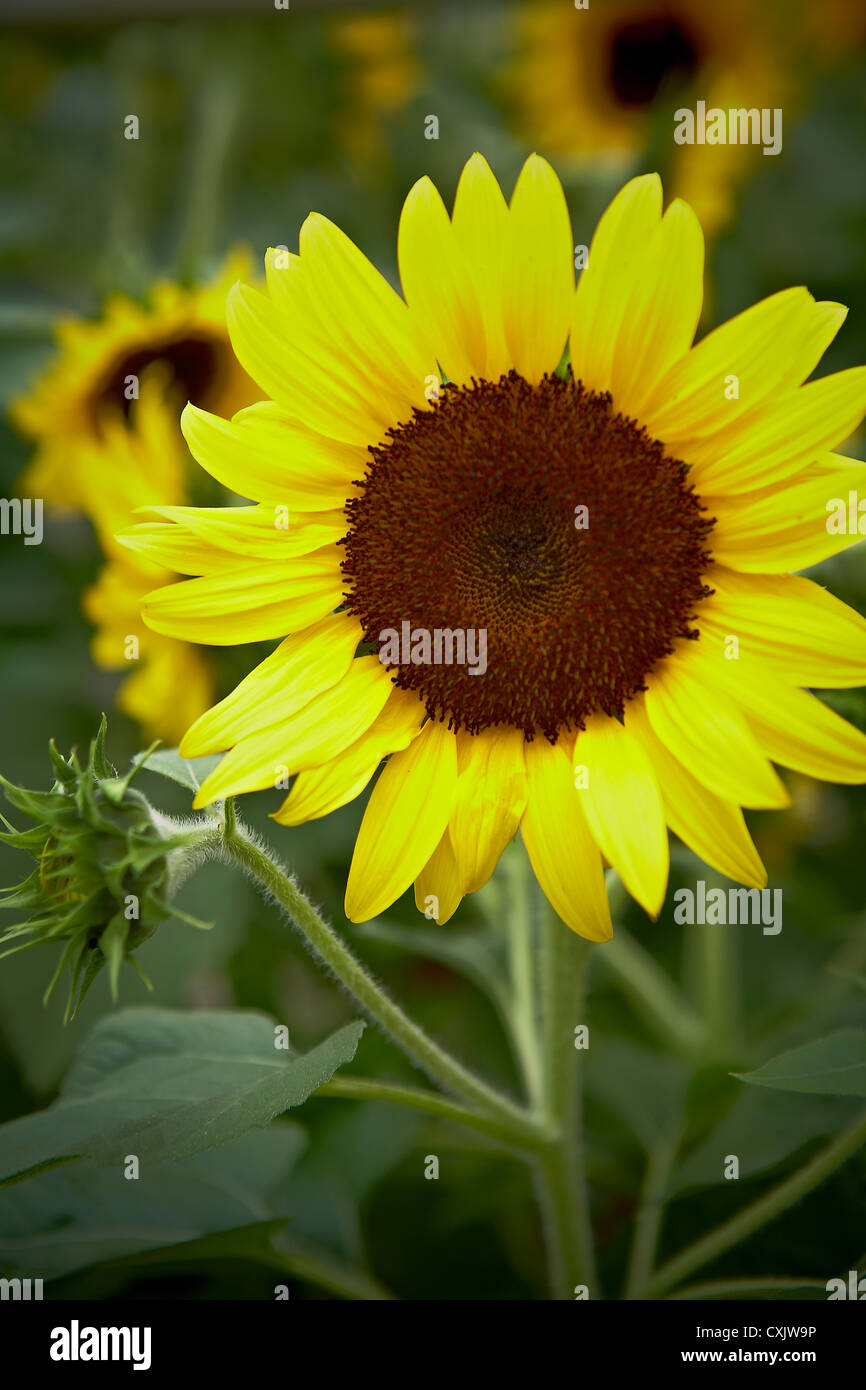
[80,382,214,745]
[513,0,790,238]
[124,154,866,942]
[11,250,258,508]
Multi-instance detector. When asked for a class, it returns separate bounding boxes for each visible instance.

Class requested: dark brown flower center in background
[341,372,713,741]
[91,334,226,426]
[607,13,701,107]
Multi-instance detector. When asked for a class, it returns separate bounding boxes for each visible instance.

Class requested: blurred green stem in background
[534,901,597,1299]
[175,68,244,280]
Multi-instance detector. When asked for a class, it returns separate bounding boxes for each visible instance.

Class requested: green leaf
[734,1029,866,1096]
[0,1125,303,1279]
[131,747,222,794]
[0,1007,365,1183]
[669,1086,858,1195]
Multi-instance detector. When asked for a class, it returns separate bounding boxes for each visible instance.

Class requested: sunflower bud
[0,717,210,1020]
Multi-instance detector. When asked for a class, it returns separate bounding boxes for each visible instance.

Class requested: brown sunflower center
[607,13,701,107]
[340,372,714,741]
[92,333,225,425]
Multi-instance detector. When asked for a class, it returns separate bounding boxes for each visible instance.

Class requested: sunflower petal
[345,719,458,922]
[574,715,669,918]
[180,612,361,757]
[449,727,527,894]
[502,155,574,384]
[414,832,464,925]
[521,736,612,942]
[627,697,766,888]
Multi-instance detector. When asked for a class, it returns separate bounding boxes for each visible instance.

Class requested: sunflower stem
[318,1075,546,1151]
[533,901,597,1299]
[218,815,548,1148]
[501,840,545,1110]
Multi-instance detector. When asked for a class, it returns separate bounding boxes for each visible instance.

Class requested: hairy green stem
[318,1074,547,1151]
[219,817,547,1147]
[502,842,544,1110]
[643,1106,866,1298]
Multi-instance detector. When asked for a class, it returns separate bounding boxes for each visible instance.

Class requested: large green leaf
[0,1125,303,1278]
[734,1029,866,1096]
[0,1007,364,1184]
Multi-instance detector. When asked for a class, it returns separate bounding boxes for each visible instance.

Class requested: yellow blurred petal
[502,155,574,384]
[645,658,790,809]
[627,697,766,888]
[345,719,459,922]
[574,715,668,918]
[521,736,612,942]
[194,655,393,804]
[180,612,361,757]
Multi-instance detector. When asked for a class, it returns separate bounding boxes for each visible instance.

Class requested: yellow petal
[226,283,387,445]
[521,736,612,942]
[502,155,574,384]
[686,364,866,493]
[181,401,365,510]
[451,153,511,380]
[641,291,846,445]
[699,566,866,688]
[194,655,393,805]
[608,197,704,419]
[398,175,486,384]
[708,454,866,571]
[141,551,344,643]
[272,688,425,825]
[570,173,662,396]
[449,727,527,894]
[627,697,766,888]
[345,719,459,922]
[683,645,866,785]
[644,657,790,809]
[414,832,464,925]
[180,612,361,757]
[574,715,669,918]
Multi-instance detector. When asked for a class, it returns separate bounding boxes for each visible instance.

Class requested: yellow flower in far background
[11,249,258,509]
[330,10,421,168]
[78,382,215,746]
[9,252,260,742]
[512,0,795,238]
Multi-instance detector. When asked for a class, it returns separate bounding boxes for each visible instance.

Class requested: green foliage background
[0,0,865,1300]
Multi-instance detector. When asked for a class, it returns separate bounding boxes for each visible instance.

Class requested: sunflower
[512,0,791,238]
[80,382,214,745]
[11,250,258,509]
[124,153,866,942]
